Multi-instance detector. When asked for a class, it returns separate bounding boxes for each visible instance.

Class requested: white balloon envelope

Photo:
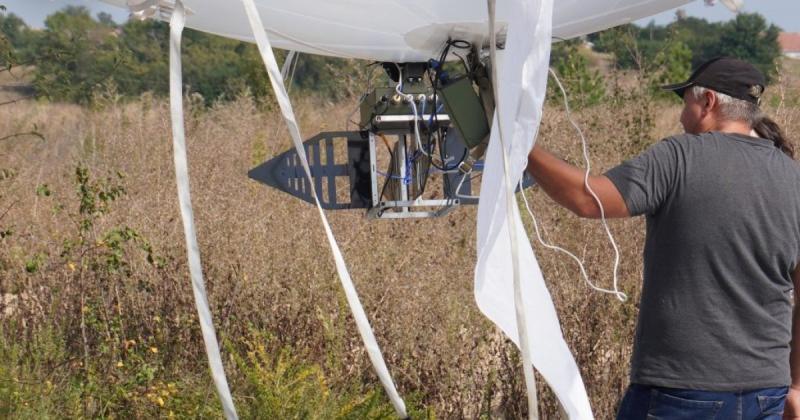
[104,0,691,62]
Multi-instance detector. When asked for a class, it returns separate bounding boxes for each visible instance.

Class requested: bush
[549,40,606,109]
[232,329,403,419]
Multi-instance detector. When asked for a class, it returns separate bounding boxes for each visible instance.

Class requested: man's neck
[711,120,752,136]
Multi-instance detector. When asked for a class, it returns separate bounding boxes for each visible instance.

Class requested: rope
[546,68,627,302]
[168,3,239,418]
[239,0,408,417]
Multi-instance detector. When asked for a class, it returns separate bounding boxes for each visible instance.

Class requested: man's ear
[702,90,716,116]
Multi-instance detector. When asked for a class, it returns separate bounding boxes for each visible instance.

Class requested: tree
[590,13,781,85]
[96,12,116,28]
[548,39,605,108]
[0,10,25,67]
[23,5,374,105]
[651,39,692,98]
[713,13,782,82]
[31,6,125,103]
[669,17,724,68]
[114,19,169,97]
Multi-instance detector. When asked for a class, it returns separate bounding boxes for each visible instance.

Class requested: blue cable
[377,155,414,186]
[404,154,413,185]
[429,103,444,126]
[376,171,405,180]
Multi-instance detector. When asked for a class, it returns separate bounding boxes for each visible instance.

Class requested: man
[526,57,800,419]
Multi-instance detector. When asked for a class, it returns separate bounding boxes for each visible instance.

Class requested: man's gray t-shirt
[605,131,800,390]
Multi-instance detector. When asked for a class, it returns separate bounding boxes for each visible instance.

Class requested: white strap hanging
[238,0,408,417]
[168,2,238,419]
[281,50,297,80]
[487,1,538,417]
[475,0,594,418]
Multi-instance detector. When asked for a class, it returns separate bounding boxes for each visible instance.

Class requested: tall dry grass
[0,62,798,418]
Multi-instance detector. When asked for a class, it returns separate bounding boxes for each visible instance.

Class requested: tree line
[0,6,367,105]
[0,6,784,106]
[589,12,782,82]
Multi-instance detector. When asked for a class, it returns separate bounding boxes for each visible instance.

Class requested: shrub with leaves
[548,40,606,109]
[232,330,397,419]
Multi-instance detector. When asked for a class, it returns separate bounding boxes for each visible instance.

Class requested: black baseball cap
[661,57,766,104]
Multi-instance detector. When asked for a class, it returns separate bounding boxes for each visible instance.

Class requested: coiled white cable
[531,68,626,302]
[520,179,626,300]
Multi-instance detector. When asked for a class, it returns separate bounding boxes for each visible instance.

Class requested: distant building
[778,33,800,59]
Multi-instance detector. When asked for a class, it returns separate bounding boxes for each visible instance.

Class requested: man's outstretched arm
[526,144,630,219]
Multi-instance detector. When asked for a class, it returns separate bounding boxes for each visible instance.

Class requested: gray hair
[691,86,795,158]
[690,85,760,126]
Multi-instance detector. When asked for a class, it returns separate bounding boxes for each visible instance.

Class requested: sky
[635,0,799,32]
[2,0,799,32]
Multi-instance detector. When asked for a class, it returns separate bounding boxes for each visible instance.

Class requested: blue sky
[3,0,799,32]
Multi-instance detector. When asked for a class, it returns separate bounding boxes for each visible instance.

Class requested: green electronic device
[439,76,490,149]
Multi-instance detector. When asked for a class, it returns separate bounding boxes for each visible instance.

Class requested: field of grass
[0,61,798,418]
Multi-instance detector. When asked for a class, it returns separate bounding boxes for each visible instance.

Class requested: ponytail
[754,114,794,159]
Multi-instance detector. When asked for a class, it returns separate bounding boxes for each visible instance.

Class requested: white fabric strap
[486,2,538,418]
[281,50,297,80]
[238,0,408,417]
[168,3,239,419]
[475,0,594,418]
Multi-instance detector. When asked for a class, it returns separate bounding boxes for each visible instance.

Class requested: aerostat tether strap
[168,2,238,419]
[239,0,408,417]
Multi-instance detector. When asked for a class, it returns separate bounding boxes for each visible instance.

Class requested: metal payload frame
[248,61,533,219]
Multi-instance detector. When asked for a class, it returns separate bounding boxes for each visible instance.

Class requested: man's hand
[783,386,800,419]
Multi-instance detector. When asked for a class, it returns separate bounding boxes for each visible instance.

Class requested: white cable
[546,68,627,302]
[455,169,480,200]
[519,180,625,299]
[487,1,538,418]
[239,1,408,417]
[168,3,239,419]
[394,65,428,157]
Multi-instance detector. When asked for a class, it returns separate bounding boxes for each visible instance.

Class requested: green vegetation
[549,40,606,109]
[1,6,369,105]
[232,330,406,419]
[0,324,407,418]
[548,11,781,109]
[1,6,786,108]
[591,12,783,82]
